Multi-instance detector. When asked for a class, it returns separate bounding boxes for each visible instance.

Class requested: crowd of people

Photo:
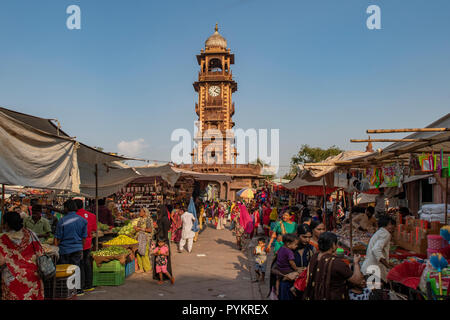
[0,187,403,301]
[196,190,400,301]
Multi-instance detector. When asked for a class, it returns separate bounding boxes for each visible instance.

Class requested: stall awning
[0,109,79,191]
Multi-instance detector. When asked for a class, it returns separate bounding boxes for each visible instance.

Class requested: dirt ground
[80,223,269,300]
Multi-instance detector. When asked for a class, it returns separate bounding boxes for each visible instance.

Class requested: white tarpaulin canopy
[0,109,80,192]
[0,106,138,195]
[283,151,372,190]
[79,162,182,198]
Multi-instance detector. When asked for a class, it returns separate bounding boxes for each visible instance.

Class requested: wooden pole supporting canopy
[351,138,433,143]
[367,128,450,134]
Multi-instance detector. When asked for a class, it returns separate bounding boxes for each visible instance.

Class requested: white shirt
[181,211,196,239]
[361,227,391,281]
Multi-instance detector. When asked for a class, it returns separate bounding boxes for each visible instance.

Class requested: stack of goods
[335,224,372,253]
[93,259,126,287]
[91,246,130,267]
[394,216,442,255]
[103,235,138,246]
[427,234,447,258]
[418,204,450,225]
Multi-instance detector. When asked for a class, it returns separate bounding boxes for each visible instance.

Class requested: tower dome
[205,24,227,49]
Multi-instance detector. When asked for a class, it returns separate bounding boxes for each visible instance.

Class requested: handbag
[30,231,56,280]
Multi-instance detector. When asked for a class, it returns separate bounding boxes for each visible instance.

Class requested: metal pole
[95,164,99,251]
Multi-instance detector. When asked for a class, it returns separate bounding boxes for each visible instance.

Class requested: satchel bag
[30,231,56,280]
[137,232,148,256]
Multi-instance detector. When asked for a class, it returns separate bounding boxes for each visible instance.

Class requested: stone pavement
[80,224,264,300]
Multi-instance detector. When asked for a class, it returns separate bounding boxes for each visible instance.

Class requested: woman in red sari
[170,205,183,243]
[0,211,44,300]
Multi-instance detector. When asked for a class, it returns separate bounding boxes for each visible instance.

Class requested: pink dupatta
[238,204,254,234]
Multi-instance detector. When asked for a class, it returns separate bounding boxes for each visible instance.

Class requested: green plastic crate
[93,270,124,286]
[93,260,124,273]
[93,260,125,286]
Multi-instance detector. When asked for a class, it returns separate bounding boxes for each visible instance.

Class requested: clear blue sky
[1,0,449,176]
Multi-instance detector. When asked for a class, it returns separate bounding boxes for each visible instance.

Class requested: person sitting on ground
[303,232,364,300]
[152,237,175,285]
[253,237,269,282]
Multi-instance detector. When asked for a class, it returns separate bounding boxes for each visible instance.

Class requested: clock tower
[192,24,238,165]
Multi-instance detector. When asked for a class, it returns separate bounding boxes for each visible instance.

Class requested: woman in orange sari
[309,220,326,251]
[0,211,44,300]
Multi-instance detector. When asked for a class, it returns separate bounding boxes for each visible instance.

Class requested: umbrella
[237,188,255,199]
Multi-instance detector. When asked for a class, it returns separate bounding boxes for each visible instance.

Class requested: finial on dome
[215,23,218,32]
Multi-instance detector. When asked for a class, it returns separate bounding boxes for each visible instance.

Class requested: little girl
[273,233,299,298]
[152,237,175,285]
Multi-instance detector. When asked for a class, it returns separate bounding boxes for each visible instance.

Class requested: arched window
[208,58,222,72]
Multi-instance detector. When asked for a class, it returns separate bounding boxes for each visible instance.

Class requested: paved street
[80,224,264,300]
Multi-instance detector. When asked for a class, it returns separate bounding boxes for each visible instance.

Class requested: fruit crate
[93,260,125,286]
[44,275,77,300]
[125,259,135,278]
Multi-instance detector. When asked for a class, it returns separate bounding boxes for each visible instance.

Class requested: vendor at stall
[23,204,52,241]
[349,206,377,234]
[374,188,387,219]
[361,215,396,286]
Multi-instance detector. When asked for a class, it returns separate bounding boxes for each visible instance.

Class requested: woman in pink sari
[170,206,183,243]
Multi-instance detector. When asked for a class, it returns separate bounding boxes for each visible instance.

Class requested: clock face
[208,85,221,97]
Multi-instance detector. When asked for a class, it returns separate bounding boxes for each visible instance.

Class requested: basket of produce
[98,222,111,232]
[112,220,137,236]
[102,235,139,251]
[91,245,130,267]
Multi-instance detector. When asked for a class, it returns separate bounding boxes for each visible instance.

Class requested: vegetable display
[92,246,129,257]
[104,235,138,245]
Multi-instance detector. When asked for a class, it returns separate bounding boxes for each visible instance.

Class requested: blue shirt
[55,211,88,255]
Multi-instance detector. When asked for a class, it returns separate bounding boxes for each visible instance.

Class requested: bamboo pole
[367,128,450,134]
[1,184,5,230]
[322,177,327,228]
[95,164,99,251]
[351,139,432,143]
[349,191,353,256]
[445,177,448,226]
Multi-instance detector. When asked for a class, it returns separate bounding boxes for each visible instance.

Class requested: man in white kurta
[179,211,196,253]
[361,216,396,284]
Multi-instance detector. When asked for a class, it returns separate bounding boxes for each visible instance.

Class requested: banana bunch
[103,235,138,246]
